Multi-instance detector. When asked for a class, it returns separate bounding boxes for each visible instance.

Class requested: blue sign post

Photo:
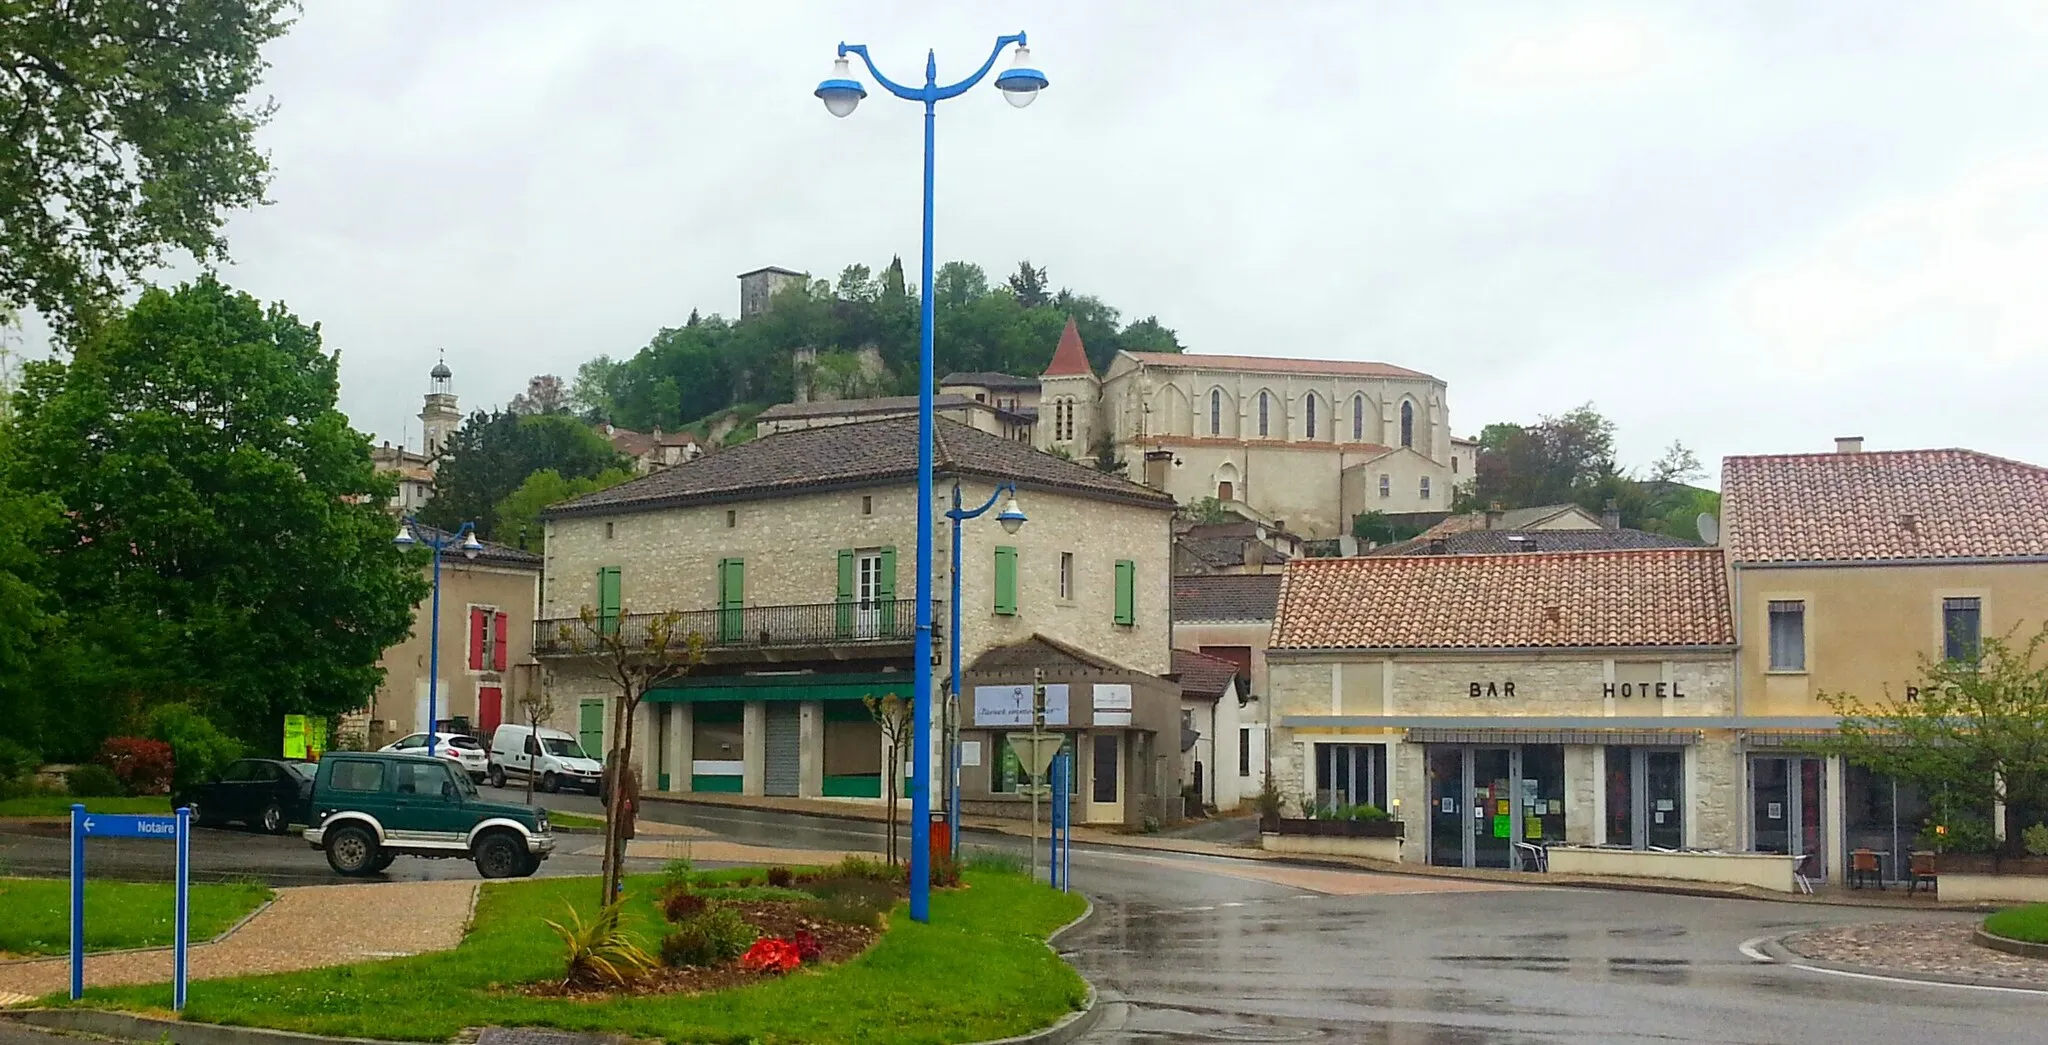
[70,805,192,1009]
[1048,751,1072,892]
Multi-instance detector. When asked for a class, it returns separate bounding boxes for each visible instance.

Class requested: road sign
[72,804,190,1010]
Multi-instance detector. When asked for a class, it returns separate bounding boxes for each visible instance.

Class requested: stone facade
[369,560,544,747]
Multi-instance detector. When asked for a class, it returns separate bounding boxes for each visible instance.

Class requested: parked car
[303,751,553,878]
[486,724,602,794]
[378,732,488,782]
[175,758,316,835]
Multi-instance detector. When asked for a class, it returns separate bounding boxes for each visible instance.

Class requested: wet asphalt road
[4,793,2043,1044]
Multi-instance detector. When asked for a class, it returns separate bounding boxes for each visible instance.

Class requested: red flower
[740,937,802,974]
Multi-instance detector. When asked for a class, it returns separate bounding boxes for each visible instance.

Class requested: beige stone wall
[1098,357,1451,460]
[1691,734,1741,849]
[1339,448,1454,520]
[1734,560,2048,717]
[1175,621,1274,697]
[1384,654,1734,718]
[370,562,541,740]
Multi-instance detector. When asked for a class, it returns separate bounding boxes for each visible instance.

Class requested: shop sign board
[973,684,1070,727]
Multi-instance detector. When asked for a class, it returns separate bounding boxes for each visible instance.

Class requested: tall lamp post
[947,483,1026,856]
[816,33,1046,924]
[394,518,482,760]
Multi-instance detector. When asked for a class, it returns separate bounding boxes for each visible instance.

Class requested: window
[1209,389,1221,435]
[1239,729,1252,777]
[725,509,737,528]
[718,558,745,641]
[1400,401,1414,448]
[1605,747,1685,849]
[1059,552,1074,600]
[604,521,615,540]
[1314,743,1387,810]
[1113,559,1136,625]
[1352,395,1364,441]
[329,760,384,793]
[993,733,1074,793]
[1943,597,1982,662]
[993,546,1018,615]
[861,495,873,516]
[1768,600,1806,671]
[1452,457,1459,474]
[1305,394,1317,439]
[1378,474,1391,498]
[394,760,452,796]
[1257,392,1270,437]
[1419,476,1432,500]
[470,607,507,672]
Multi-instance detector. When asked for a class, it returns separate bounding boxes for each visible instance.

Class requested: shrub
[766,866,794,888]
[963,848,1026,876]
[97,737,174,795]
[802,876,895,929]
[1254,771,1284,820]
[661,890,707,923]
[1325,803,1390,823]
[2024,823,2048,858]
[67,763,125,798]
[659,906,757,968]
[146,704,242,793]
[0,737,39,783]
[792,929,821,962]
[545,899,655,988]
[823,854,897,883]
[1918,817,1998,855]
[909,855,960,888]
[1141,815,1162,834]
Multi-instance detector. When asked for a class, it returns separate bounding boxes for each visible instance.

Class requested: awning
[645,672,911,704]
[1405,728,1699,746]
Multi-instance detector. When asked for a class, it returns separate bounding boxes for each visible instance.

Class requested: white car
[487,724,603,794]
[379,732,489,781]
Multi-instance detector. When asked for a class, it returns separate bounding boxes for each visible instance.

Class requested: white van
[487,724,603,794]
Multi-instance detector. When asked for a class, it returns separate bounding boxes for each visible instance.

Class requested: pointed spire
[1042,315,1094,377]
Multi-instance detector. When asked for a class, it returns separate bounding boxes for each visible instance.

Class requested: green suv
[304,751,554,878]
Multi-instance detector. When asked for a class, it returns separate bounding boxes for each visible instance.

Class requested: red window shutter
[493,612,509,671]
[468,608,485,670]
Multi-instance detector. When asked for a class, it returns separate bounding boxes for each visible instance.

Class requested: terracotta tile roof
[1723,448,2048,563]
[1173,649,1241,699]
[1364,528,1694,557]
[940,371,1041,392]
[405,524,542,571]
[1173,574,1284,621]
[1042,316,1094,377]
[1419,504,1597,538]
[1177,535,1291,571]
[1271,548,1733,650]
[758,394,1030,424]
[546,415,1175,518]
[1123,352,1437,382]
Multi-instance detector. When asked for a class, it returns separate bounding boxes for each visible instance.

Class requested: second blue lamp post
[815,34,1046,923]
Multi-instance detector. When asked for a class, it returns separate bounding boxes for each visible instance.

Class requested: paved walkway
[0,880,475,1003]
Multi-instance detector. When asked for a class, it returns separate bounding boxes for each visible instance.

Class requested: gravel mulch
[1782,920,2048,986]
[526,900,878,998]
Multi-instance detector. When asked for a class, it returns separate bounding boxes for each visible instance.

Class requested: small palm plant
[545,898,656,988]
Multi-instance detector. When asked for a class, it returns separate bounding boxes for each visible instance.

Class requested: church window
[1400,401,1414,448]
[1379,474,1391,498]
[1420,476,1432,500]
[1305,394,1317,440]
[1258,392,1270,437]
[1209,389,1221,436]
[1352,396,1364,441]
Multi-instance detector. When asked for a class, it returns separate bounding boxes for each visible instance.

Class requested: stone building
[597,423,705,473]
[1175,648,1249,812]
[756,394,1034,442]
[535,414,1183,826]
[1265,548,1738,870]
[369,359,463,513]
[1721,437,2048,883]
[738,265,807,320]
[1171,572,1281,796]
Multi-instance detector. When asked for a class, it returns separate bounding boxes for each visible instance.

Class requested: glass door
[1427,747,1465,867]
[1645,750,1685,850]
[1750,755,1825,879]
[1472,748,1514,869]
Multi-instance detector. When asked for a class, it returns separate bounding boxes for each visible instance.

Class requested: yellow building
[1723,437,2048,881]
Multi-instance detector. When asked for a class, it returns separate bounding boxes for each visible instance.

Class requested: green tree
[0,427,62,757]
[420,411,625,539]
[1351,511,1425,546]
[6,276,425,747]
[1183,497,1234,525]
[0,1,294,332]
[570,355,628,421]
[1005,259,1049,308]
[494,466,635,554]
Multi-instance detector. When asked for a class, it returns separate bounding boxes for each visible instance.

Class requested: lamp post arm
[838,34,1027,103]
[948,481,1017,521]
[836,43,920,101]
[933,33,1027,100]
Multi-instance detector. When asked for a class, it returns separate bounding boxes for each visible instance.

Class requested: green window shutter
[1114,559,1136,625]
[877,546,898,632]
[597,566,621,635]
[719,558,745,642]
[994,546,1018,616]
[835,549,855,638]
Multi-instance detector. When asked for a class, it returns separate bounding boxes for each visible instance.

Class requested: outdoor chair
[1908,851,1938,894]
[1514,840,1548,872]
[1849,848,1883,890]
[1793,851,1817,894]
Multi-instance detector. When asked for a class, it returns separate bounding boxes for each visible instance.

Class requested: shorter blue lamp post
[394,518,482,759]
[947,483,1026,853]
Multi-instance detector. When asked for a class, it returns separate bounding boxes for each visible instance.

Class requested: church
[1028,319,1472,538]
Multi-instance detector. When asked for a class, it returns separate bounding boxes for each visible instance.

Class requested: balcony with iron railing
[532,598,931,660]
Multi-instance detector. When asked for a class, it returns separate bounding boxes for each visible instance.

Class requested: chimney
[1143,450,1172,489]
[1602,499,1621,530]
[1427,538,1449,555]
[1242,540,1266,574]
[1835,436,1864,454]
[1484,505,1505,530]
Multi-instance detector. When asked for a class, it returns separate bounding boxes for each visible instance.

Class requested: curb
[6,1010,390,1045]
[1974,927,2048,960]
[1761,935,2048,992]
[967,894,1101,1045]
[0,893,279,969]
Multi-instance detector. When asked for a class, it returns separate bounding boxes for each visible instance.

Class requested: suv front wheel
[325,824,380,876]
[474,831,532,879]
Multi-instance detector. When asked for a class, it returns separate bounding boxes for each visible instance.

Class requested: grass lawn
[0,878,273,956]
[0,796,173,818]
[540,811,606,830]
[1984,904,2048,944]
[70,870,1088,1044]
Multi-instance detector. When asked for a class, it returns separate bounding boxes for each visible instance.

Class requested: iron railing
[533,598,929,656]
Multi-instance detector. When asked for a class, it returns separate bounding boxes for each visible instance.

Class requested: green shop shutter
[578,700,605,757]
[835,549,856,637]
[877,545,898,633]
[597,566,622,635]
[994,545,1018,616]
[1114,559,1136,625]
[719,558,745,642]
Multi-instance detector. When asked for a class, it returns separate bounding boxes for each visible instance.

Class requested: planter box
[1934,854,2048,876]
[1259,815,1403,839]
[1261,831,1404,863]
[1936,857,2048,903]
[1545,846,1804,892]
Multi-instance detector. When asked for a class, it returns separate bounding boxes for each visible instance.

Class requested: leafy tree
[0,1,294,332]
[494,466,635,554]
[1089,432,1126,477]
[508,374,569,415]
[1351,511,1425,546]
[1182,497,1234,525]
[6,277,425,747]
[1822,627,2048,857]
[420,411,625,539]
[0,430,61,756]
[1648,440,1705,485]
[1005,260,1049,308]
[570,356,628,421]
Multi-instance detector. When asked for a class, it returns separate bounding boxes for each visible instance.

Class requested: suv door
[321,757,394,828]
[390,760,470,847]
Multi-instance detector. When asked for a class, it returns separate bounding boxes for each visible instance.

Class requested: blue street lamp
[947,483,1026,855]
[816,33,1046,923]
[394,518,482,760]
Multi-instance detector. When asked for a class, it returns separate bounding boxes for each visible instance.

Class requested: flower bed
[527,899,876,998]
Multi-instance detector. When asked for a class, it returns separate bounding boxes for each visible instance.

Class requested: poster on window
[972,684,1070,727]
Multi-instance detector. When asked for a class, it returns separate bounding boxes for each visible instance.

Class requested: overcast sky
[15,1,2048,484]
